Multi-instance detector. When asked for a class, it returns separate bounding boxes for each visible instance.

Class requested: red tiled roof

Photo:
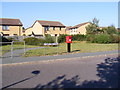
[66,26,72,30]
[70,22,90,29]
[37,20,65,27]
[0,18,23,26]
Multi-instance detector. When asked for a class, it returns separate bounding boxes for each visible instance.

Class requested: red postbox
[66,36,72,43]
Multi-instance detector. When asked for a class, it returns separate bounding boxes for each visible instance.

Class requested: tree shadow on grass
[35,56,120,89]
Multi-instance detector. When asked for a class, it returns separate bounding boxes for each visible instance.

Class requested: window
[13,34,18,36]
[53,27,55,30]
[3,34,9,36]
[60,27,61,30]
[44,26,49,31]
[2,26,9,30]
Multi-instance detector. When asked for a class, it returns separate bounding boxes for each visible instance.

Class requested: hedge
[94,34,112,43]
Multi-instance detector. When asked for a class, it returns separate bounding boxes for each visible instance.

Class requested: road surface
[1,53,119,89]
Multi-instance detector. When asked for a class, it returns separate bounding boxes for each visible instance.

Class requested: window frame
[53,27,55,30]
[2,26,9,31]
[60,27,62,31]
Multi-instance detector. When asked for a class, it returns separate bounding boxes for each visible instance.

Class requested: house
[0,18,23,36]
[69,22,90,35]
[65,26,72,35]
[25,20,66,37]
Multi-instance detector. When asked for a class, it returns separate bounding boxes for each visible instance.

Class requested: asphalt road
[1,53,119,89]
[2,50,118,64]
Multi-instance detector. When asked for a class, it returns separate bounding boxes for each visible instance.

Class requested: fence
[0,41,25,58]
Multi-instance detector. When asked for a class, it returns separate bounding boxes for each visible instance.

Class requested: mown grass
[1,44,39,55]
[24,41,118,57]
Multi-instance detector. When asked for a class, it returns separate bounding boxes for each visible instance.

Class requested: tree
[106,25,117,35]
[92,17,99,27]
[86,18,100,35]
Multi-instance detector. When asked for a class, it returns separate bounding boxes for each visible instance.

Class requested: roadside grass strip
[24,42,118,57]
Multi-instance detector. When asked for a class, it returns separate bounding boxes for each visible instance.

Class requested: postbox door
[66,36,72,43]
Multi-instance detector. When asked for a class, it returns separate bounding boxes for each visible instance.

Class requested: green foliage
[86,34,95,42]
[110,34,120,43]
[107,25,117,35]
[72,34,86,41]
[0,36,12,46]
[13,42,24,45]
[92,34,112,44]
[102,25,117,35]
[0,36,12,42]
[86,18,100,35]
[58,34,87,43]
[44,34,54,43]
[24,35,55,46]
[7,37,16,41]
[24,37,39,45]
[58,34,68,43]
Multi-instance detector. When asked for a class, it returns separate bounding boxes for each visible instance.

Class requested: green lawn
[1,44,39,55]
[23,41,118,57]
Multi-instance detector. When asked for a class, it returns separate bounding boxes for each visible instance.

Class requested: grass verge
[1,44,39,55]
[23,41,118,57]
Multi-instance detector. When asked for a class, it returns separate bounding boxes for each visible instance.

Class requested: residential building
[65,26,72,35]
[25,20,66,37]
[0,18,23,36]
[69,22,90,35]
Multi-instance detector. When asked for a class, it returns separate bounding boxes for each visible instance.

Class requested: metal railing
[0,41,25,58]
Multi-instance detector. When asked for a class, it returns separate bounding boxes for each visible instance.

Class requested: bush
[58,34,68,43]
[72,34,86,41]
[86,34,95,42]
[7,37,16,41]
[92,34,112,44]
[13,42,24,45]
[0,36,12,45]
[24,37,41,45]
[110,34,120,43]
[23,36,55,46]
[44,34,54,43]
[38,38,46,45]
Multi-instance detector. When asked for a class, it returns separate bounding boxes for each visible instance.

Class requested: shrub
[23,37,41,45]
[58,34,68,43]
[44,34,54,43]
[38,38,46,45]
[0,36,12,45]
[110,34,120,43]
[86,34,95,42]
[13,42,24,45]
[93,34,112,44]
[7,37,16,41]
[72,34,86,41]
[23,36,55,46]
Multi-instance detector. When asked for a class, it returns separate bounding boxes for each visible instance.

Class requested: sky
[1,2,118,28]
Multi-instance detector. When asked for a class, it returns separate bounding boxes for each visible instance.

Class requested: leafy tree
[86,18,100,35]
[92,17,99,27]
[102,25,117,35]
[106,25,117,35]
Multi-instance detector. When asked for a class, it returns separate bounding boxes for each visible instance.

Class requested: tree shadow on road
[35,56,120,89]
[2,70,40,90]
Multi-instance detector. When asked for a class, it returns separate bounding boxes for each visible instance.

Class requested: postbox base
[67,43,71,53]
